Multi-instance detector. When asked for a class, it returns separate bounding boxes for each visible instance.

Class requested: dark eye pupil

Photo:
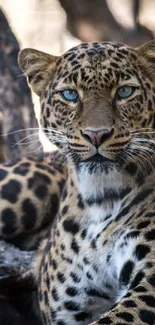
[66,90,75,96]
[121,87,128,93]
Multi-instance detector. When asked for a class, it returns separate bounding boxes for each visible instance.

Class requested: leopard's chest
[41,181,142,324]
[58,219,117,319]
[49,170,140,322]
[58,214,139,321]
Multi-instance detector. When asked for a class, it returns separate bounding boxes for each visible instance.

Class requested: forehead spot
[53,43,139,92]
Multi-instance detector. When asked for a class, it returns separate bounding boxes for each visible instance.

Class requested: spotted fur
[0,152,67,249]
[17,40,155,324]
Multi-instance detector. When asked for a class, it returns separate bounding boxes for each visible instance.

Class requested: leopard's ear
[136,40,155,63]
[18,48,59,96]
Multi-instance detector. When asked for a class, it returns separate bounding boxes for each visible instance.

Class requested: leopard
[10,39,155,325]
[0,151,67,250]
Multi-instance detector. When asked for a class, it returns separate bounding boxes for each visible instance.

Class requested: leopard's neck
[71,162,135,199]
[62,162,137,225]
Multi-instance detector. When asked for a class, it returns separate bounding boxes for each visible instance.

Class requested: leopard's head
[19,41,155,175]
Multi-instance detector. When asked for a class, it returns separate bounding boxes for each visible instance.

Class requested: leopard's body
[0,152,67,249]
[2,40,155,325]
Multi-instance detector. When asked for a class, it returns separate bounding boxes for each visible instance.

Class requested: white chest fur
[77,163,130,201]
[76,164,127,224]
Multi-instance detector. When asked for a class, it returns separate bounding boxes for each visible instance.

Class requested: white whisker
[132,138,155,145]
[127,150,144,174]
[23,140,40,150]
[0,126,65,137]
[131,143,155,155]
[17,139,40,146]
[27,145,43,153]
[12,133,39,147]
[1,128,40,136]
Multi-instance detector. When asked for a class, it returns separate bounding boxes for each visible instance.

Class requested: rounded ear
[18,48,59,96]
[136,40,155,64]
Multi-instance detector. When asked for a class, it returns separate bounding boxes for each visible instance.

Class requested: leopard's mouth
[84,153,112,163]
[78,154,117,173]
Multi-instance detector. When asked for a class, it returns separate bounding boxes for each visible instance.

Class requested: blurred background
[1,0,155,52]
[0,0,155,159]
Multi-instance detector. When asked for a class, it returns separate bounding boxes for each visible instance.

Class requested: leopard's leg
[0,152,67,250]
[91,228,155,325]
[91,264,155,325]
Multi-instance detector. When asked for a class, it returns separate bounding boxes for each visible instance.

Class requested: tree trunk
[0,9,40,161]
[59,0,153,46]
[0,240,41,325]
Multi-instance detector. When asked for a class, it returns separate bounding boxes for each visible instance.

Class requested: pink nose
[81,129,113,147]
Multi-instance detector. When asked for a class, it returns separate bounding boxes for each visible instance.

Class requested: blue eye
[60,89,79,102]
[117,86,133,99]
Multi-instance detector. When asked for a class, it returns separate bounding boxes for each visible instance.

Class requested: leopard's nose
[81,128,113,147]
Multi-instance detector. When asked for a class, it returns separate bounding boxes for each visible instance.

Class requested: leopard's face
[19,41,155,174]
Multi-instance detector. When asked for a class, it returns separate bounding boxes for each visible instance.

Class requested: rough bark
[0,240,34,280]
[0,113,7,162]
[0,240,41,325]
[0,9,40,161]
